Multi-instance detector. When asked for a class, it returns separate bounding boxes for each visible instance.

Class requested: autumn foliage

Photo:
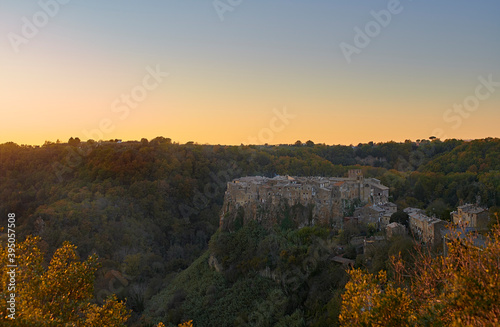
[340,269,414,326]
[0,237,131,326]
[178,320,193,327]
[340,222,500,326]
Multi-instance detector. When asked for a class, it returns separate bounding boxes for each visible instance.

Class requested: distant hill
[419,138,500,173]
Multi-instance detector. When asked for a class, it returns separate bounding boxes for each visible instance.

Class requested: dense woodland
[1,137,500,326]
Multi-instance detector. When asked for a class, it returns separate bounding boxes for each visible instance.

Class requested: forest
[1,137,500,326]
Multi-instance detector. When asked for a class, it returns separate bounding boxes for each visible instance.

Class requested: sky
[1,0,499,146]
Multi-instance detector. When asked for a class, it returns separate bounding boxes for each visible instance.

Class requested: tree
[85,295,131,327]
[305,140,315,147]
[340,222,500,326]
[425,198,450,221]
[68,137,81,146]
[150,136,172,145]
[0,237,131,326]
[390,210,409,227]
[178,320,193,327]
[340,269,414,326]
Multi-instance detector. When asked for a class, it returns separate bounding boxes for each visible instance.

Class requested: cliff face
[219,171,389,231]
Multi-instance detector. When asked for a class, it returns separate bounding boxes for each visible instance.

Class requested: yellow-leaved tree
[0,236,131,326]
[340,269,414,326]
[178,320,193,327]
[340,222,500,326]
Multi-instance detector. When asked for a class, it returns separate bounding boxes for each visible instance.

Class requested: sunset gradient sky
[1,0,499,145]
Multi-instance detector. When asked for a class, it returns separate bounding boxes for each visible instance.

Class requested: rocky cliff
[219,171,389,231]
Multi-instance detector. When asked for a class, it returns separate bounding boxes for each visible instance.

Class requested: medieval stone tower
[348,169,363,181]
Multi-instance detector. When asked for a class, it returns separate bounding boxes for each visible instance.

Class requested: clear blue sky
[1,0,499,145]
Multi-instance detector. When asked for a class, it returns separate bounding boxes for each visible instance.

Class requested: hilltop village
[220,169,390,230]
[220,170,490,247]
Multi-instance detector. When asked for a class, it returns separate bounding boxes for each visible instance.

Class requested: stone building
[368,179,390,204]
[220,170,390,230]
[386,222,406,239]
[353,205,385,225]
[379,202,398,227]
[353,202,397,228]
[407,209,446,246]
[379,202,398,216]
[451,204,489,230]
